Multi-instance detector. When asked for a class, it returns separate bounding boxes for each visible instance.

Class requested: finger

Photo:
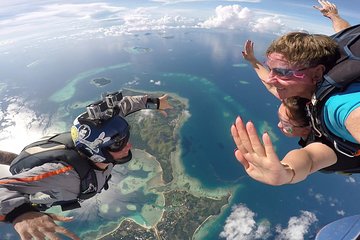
[31,229,47,240]
[243,40,248,52]
[44,232,61,240]
[231,117,248,153]
[236,118,254,153]
[245,40,253,53]
[231,123,246,153]
[262,132,278,160]
[54,227,81,240]
[246,121,265,156]
[234,149,250,169]
[48,213,74,222]
[19,232,33,240]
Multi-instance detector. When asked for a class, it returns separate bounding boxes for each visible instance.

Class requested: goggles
[265,62,310,80]
[107,131,130,152]
[279,118,309,134]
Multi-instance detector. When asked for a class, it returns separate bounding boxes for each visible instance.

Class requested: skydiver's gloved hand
[13,211,80,240]
[158,94,173,117]
[313,0,339,19]
[230,116,294,186]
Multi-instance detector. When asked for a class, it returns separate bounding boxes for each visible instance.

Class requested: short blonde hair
[266,32,340,72]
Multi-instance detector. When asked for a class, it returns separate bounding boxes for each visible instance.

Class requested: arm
[313,0,351,33]
[231,116,337,186]
[0,150,18,165]
[345,106,360,143]
[0,163,80,239]
[242,40,278,97]
[118,94,172,117]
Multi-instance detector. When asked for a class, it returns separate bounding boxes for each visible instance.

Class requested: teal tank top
[323,82,360,143]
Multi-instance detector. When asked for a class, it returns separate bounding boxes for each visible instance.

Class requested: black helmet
[71,113,130,163]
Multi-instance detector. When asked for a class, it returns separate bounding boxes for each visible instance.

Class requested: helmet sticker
[78,125,91,140]
[70,126,79,141]
[76,126,111,154]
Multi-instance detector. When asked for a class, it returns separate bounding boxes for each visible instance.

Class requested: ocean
[1,28,360,239]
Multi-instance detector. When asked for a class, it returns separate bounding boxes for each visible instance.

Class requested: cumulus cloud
[220,204,271,240]
[251,16,285,34]
[0,96,63,153]
[150,79,162,85]
[199,5,285,34]
[275,211,318,240]
[199,5,252,29]
[220,204,317,240]
[0,1,291,48]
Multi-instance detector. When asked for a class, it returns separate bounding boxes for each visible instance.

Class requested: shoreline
[91,90,233,239]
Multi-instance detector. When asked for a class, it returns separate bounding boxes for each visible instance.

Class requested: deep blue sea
[1,28,360,239]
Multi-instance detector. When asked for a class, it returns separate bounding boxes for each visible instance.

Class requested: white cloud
[314,193,326,205]
[0,96,63,153]
[152,0,261,3]
[275,211,318,240]
[199,5,252,29]
[220,204,317,240]
[337,210,345,216]
[150,79,162,85]
[251,16,284,34]
[199,5,285,34]
[220,204,271,240]
[345,176,356,183]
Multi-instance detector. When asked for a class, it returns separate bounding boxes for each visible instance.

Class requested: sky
[0,1,359,239]
[0,0,359,50]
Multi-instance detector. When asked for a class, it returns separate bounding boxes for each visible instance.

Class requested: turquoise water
[1,29,360,239]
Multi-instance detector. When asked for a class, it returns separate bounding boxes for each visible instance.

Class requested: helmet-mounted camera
[82,91,123,123]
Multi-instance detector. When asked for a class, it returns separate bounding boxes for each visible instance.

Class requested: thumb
[47,213,75,222]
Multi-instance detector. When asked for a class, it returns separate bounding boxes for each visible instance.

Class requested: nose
[265,72,279,84]
[278,121,283,129]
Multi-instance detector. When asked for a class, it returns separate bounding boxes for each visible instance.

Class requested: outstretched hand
[231,116,290,186]
[313,0,338,18]
[242,40,257,63]
[158,94,173,117]
[13,211,80,240]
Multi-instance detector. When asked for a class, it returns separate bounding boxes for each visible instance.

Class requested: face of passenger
[278,104,311,138]
[265,53,319,100]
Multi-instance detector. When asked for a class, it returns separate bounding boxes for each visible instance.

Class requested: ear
[311,64,326,83]
[300,126,312,137]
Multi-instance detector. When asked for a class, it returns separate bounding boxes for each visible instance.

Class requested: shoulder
[322,82,360,142]
[325,82,360,111]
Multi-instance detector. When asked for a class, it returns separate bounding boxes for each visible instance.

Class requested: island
[71,89,232,240]
[91,77,111,87]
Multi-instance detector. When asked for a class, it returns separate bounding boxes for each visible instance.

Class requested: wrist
[327,13,340,20]
[281,163,295,184]
[6,203,39,223]
[146,97,160,109]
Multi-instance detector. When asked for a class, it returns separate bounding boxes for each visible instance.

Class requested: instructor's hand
[158,94,173,117]
[231,116,289,186]
[13,211,80,240]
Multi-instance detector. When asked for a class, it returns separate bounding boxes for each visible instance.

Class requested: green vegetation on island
[98,190,230,240]
[79,89,231,240]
